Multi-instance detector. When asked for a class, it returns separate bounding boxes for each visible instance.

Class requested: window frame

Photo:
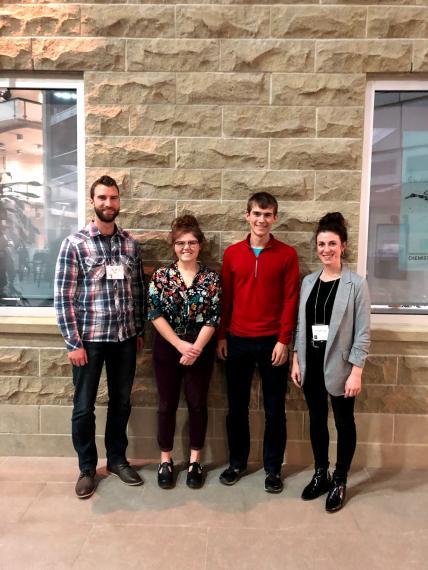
[358,78,428,325]
[0,75,85,317]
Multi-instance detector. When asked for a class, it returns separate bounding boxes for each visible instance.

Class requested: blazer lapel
[325,267,352,358]
[301,270,322,308]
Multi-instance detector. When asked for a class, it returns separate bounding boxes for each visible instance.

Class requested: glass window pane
[368,91,428,314]
[0,88,78,307]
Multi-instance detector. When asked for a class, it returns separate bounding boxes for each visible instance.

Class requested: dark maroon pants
[152,332,216,452]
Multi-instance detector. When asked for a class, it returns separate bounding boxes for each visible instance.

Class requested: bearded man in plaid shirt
[54,175,145,499]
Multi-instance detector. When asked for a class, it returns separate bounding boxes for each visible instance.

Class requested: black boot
[301,468,331,501]
[325,477,347,512]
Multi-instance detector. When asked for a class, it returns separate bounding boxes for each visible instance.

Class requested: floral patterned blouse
[147,262,221,332]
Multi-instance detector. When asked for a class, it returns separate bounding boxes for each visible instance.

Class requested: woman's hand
[179,354,197,366]
[290,353,302,389]
[176,339,201,359]
[344,366,362,398]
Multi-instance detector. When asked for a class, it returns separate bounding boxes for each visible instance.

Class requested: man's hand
[68,347,88,367]
[271,342,288,366]
[216,339,227,360]
[137,336,144,352]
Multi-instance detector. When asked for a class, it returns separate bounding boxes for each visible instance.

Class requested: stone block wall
[1,0,428,467]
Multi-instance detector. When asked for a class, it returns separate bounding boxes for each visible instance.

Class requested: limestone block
[412,41,428,71]
[223,106,315,138]
[0,5,80,36]
[0,434,74,457]
[131,374,158,407]
[135,230,220,264]
[81,5,174,38]
[177,138,268,170]
[86,137,175,168]
[177,201,248,232]
[272,73,366,107]
[270,138,362,171]
[86,105,130,136]
[397,356,428,385]
[267,201,359,232]
[0,405,39,434]
[131,168,221,200]
[315,171,362,201]
[32,39,125,71]
[118,199,176,230]
[0,349,38,377]
[356,385,428,414]
[85,72,175,105]
[0,39,31,70]
[39,350,71,378]
[127,39,219,72]
[271,6,366,39]
[176,6,269,38]
[303,412,394,444]
[220,39,314,72]
[361,356,398,386]
[86,169,131,198]
[129,105,221,137]
[368,7,428,38]
[316,40,412,73]
[0,376,75,405]
[394,415,428,444]
[222,170,315,201]
[317,107,364,138]
[176,72,269,104]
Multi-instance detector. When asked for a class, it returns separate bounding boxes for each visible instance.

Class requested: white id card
[106,264,124,280]
[312,324,329,341]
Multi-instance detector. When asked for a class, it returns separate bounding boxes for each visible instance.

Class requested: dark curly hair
[315,212,348,244]
[169,215,205,245]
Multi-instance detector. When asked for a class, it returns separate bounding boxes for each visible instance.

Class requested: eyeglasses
[174,240,200,249]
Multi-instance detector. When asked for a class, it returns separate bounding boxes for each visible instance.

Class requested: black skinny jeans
[303,346,356,481]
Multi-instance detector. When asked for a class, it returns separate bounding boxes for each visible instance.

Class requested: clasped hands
[177,339,202,366]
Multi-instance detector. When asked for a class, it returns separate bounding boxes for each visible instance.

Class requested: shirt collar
[245,233,275,249]
[86,221,124,238]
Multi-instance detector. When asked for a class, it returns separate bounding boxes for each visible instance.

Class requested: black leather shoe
[264,473,283,494]
[158,460,174,489]
[75,470,96,499]
[301,468,331,501]
[326,480,347,512]
[107,463,143,486]
[186,462,204,489]
[219,466,246,486]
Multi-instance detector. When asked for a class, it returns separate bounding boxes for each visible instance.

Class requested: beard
[94,206,119,223]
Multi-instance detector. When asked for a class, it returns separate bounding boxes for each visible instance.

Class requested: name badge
[106,264,124,280]
[312,324,329,341]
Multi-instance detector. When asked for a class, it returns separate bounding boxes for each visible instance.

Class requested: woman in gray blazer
[291,213,370,512]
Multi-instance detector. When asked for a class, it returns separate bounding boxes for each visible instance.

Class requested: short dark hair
[169,215,205,245]
[315,212,348,244]
[90,175,120,199]
[246,192,278,215]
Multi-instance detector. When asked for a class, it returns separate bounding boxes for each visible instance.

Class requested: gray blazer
[294,266,371,397]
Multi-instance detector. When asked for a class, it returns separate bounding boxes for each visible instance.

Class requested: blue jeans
[225,334,289,474]
[71,337,137,472]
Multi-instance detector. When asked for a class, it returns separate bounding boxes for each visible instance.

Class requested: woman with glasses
[291,213,370,512]
[147,215,221,490]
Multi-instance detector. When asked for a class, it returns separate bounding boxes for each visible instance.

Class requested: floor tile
[0,481,45,523]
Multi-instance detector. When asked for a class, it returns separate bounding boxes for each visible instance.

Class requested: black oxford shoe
[186,462,204,489]
[158,460,174,489]
[301,468,331,501]
[326,481,347,512]
[75,470,96,499]
[107,463,143,486]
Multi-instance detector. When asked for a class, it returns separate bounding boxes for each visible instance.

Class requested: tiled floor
[0,457,426,569]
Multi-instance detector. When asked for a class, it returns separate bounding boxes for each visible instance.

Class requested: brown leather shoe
[75,470,96,499]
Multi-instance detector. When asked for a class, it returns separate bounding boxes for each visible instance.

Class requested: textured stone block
[85,72,176,105]
[81,5,174,38]
[0,39,31,70]
[220,40,314,72]
[176,6,269,38]
[0,5,80,36]
[86,105,130,136]
[0,349,38,377]
[119,200,176,230]
[86,169,131,198]
[316,40,412,73]
[412,41,428,71]
[364,356,397,386]
[176,73,269,104]
[0,376,75,405]
[129,105,221,137]
[272,73,366,107]
[177,138,268,170]
[394,415,428,444]
[131,169,221,200]
[32,39,125,71]
[315,171,362,201]
[397,357,428,385]
[39,350,71,378]
[317,107,364,138]
[271,6,366,39]
[270,138,362,171]
[86,137,175,168]
[223,106,315,138]
[0,405,39,434]
[356,385,428,414]
[368,7,428,38]
[127,39,219,72]
[177,202,248,232]
[135,230,220,265]
[222,171,314,201]
[266,201,359,233]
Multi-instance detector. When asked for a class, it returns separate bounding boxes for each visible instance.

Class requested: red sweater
[218,235,300,344]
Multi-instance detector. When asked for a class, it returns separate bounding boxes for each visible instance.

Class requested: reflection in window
[368,91,428,314]
[0,88,78,307]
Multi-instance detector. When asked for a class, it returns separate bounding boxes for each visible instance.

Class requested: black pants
[303,349,356,481]
[71,337,137,472]
[225,334,288,475]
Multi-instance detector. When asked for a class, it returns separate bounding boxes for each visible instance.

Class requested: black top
[305,277,340,355]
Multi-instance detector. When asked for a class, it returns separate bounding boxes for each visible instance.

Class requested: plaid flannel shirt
[54,222,145,351]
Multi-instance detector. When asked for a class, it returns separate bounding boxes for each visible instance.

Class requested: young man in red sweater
[217,192,300,493]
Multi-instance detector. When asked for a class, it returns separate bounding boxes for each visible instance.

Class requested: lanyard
[313,278,339,324]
